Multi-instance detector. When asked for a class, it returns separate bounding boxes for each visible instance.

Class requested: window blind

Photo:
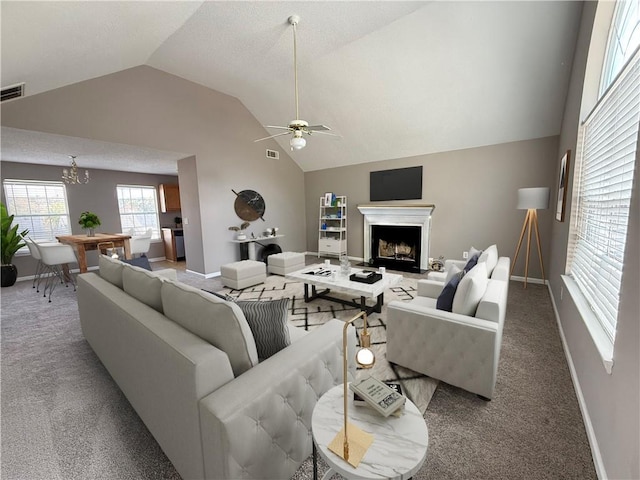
[568,48,640,341]
[3,180,72,242]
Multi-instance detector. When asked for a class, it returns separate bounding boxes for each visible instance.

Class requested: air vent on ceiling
[1,82,25,102]
[266,149,279,160]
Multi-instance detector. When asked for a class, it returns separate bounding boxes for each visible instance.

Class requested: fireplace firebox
[370,225,421,272]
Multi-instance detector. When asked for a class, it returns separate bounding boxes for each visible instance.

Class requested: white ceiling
[0,1,582,173]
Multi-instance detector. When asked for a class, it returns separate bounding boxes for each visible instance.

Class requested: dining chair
[129,228,153,257]
[23,237,59,293]
[34,242,79,302]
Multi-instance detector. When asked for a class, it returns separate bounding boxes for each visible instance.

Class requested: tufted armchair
[386,257,510,400]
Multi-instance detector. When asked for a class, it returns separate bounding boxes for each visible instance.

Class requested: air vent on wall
[1,83,25,102]
[266,149,279,160]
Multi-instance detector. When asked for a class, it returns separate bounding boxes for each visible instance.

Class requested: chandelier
[62,155,89,184]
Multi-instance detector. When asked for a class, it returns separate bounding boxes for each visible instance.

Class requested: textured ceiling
[1,1,582,173]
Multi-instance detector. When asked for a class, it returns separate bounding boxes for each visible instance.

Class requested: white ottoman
[268,252,306,276]
[220,260,266,290]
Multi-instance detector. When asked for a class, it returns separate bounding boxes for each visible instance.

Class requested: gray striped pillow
[235,298,291,360]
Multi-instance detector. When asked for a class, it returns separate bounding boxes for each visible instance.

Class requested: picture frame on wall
[324,192,333,207]
[556,150,571,222]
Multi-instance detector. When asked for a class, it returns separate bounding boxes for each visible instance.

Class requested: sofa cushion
[161,281,258,376]
[235,298,291,360]
[453,262,489,316]
[478,244,498,276]
[122,263,164,313]
[436,270,465,312]
[99,254,124,288]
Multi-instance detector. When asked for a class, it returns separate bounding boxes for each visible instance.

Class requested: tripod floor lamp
[511,187,549,288]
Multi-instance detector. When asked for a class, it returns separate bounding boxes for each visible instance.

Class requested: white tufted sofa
[386,257,510,399]
[78,255,356,479]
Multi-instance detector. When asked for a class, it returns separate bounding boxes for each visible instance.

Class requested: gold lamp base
[328,422,374,468]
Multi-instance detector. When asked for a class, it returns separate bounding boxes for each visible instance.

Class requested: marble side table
[312,384,429,480]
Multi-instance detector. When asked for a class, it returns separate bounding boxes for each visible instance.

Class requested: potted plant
[1,202,29,287]
[78,211,101,236]
[228,221,250,240]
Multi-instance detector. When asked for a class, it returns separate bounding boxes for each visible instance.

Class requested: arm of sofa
[491,256,511,282]
[386,299,502,399]
[417,279,445,298]
[198,318,356,480]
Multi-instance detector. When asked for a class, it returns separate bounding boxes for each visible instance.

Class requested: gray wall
[1,160,179,275]
[0,66,306,276]
[548,2,639,479]
[305,136,558,280]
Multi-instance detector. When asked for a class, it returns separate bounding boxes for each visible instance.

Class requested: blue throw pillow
[121,256,152,271]
[463,253,480,273]
[436,271,465,312]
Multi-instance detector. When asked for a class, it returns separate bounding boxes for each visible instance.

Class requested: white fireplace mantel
[357,204,435,270]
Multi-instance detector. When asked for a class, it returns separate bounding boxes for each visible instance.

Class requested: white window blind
[568,48,640,342]
[3,180,72,242]
[116,185,160,239]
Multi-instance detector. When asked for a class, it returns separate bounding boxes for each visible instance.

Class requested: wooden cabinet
[159,184,181,212]
[318,195,347,258]
[162,228,185,262]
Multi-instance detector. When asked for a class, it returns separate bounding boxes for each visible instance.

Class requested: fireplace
[371,225,422,272]
[357,204,435,272]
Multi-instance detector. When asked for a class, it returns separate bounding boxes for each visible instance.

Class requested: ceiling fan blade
[264,125,293,131]
[254,131,292,142]
[307,130,341,138]
[306,125,331,131]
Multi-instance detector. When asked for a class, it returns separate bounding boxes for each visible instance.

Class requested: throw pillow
[436,270,465,312]
[235,298,291,361]
[444,263,462,284]
[469,246,483,260]
[452,262,488,316]
[121,256,152,271]
[463,253,480,272]
[478,244,498,276]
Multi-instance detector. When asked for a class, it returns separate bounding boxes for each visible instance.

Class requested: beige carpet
[217,274,439,413]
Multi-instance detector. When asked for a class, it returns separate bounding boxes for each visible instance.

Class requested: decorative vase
[236,231,246,240]
[87,228,95,237]
[1,264,18,287]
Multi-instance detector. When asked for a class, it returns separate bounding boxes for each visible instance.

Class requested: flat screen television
[370,166,423,201]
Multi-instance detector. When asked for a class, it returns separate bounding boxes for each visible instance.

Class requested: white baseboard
[510,275,548,285]
[185,268,220,279]
[547,284,607,480]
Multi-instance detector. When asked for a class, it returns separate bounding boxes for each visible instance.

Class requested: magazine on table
[353,380,405,417]
[349,376,406,417]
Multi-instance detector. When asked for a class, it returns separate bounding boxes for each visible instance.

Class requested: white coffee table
[285,264,403,315]
[312,384,429,480]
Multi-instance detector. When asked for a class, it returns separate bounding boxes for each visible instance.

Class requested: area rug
[217,275,439,413]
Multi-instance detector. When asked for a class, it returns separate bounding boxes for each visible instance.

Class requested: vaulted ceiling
[1,1,583,173]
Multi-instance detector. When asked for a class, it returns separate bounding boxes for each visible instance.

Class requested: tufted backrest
[199,318,356,479]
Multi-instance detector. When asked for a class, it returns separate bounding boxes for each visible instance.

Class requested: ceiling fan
[254,15,338,151]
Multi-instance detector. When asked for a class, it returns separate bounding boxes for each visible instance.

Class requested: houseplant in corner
[1,202,29,287]
[78,211,101,237]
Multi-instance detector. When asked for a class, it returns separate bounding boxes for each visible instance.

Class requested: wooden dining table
[56,233,132,273]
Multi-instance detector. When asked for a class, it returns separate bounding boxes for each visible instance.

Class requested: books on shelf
[350,376,406,417]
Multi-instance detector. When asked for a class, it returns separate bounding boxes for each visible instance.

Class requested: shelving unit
[318,195,347,258]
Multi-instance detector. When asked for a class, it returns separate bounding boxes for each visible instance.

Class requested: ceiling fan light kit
[254,15,338,151]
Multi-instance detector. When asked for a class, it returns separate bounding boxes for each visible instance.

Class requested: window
[116,185,160,240]
[601,0,640,93]
[3,180,72,243]
[567,4,640,349]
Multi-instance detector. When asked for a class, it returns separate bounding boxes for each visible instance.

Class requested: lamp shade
[517,187,549,210]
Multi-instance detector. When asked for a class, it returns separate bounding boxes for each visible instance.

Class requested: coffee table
[312,384,429,480]
[285,264,403,315]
